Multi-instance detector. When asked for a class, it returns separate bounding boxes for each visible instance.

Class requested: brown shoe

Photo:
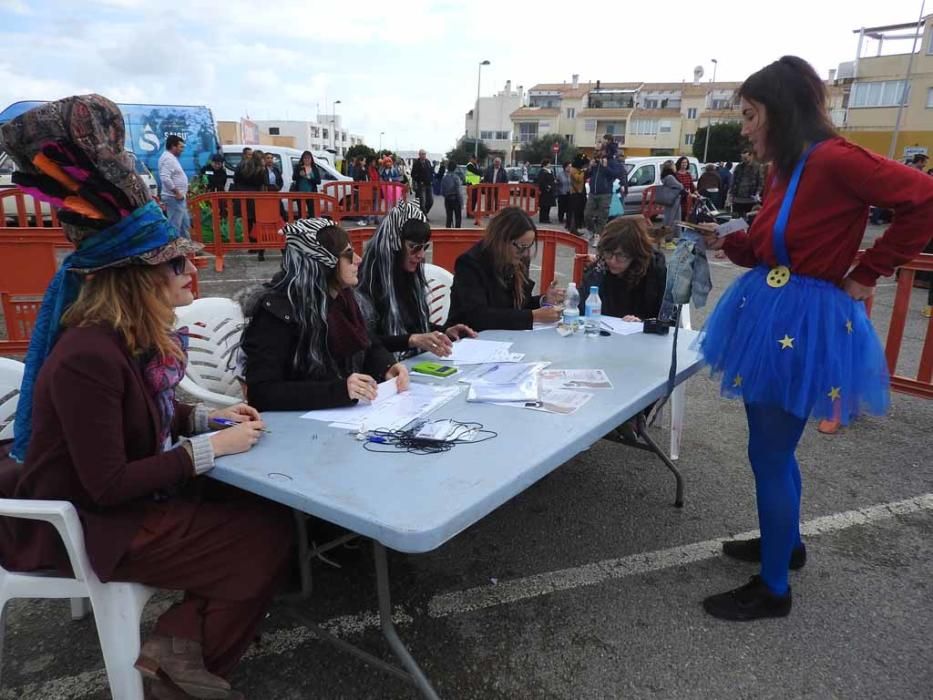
[136,635,231,699]
[147,677,246,700]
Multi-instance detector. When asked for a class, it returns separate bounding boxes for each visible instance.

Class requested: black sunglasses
[339,247,355,261]
[168,256,188,275]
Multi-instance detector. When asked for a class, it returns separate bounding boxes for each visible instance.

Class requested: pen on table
[212,417,272,433]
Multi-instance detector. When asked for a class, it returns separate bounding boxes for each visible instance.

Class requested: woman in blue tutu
[697,56,933,621]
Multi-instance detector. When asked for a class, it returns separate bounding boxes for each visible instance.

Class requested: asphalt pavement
[1,215,930,700]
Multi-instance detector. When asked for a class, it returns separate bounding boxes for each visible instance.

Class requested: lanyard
[772,142,821,267]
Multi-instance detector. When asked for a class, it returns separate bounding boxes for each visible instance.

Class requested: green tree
[345,144,376,161]
[692,123,745,163]
[518,134,576,165]
[446,139,489,164]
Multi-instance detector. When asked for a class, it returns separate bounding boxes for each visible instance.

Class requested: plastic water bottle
[584,286,602,336]
[562,282,581,330]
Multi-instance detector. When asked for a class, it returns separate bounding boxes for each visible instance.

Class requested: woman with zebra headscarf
[240,218,409,409]
[357,200,476,359]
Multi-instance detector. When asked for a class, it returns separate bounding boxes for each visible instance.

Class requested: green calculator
[412,361,458,378]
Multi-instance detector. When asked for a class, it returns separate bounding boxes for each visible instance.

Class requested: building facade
[832,14,933,160]
[216,118,365,156]
[464,81,525,159]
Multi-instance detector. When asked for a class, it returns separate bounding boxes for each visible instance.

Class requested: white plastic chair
[0,499,155,698]
[423,263,453,326]
[669,304,692,461]
[0,358,24,441]
[175,298,245,407]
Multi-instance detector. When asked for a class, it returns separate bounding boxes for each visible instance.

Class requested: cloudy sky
[0,0,925,152]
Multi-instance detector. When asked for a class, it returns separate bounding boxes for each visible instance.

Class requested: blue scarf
[12,201,182,462]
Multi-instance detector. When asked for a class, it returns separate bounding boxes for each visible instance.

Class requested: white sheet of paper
[300,383,462,431]
[716,217,749,238]
[359,377,398,405]
[490,388,594,415]
[423,338,513,364]
[532,321,559,332]
[600,316,643,336]
[540,369,613,390]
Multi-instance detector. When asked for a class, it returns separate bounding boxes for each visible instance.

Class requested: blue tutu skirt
[698,266,889,424]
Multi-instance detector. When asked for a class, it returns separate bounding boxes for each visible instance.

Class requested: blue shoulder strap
[772,142,821,267]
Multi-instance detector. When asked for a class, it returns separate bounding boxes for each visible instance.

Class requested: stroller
[689,195,732,226]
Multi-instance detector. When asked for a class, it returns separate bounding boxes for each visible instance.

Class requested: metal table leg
[603,414,685,508]
[374,542,441,700]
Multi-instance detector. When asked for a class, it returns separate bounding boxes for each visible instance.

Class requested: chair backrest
[0,358,24,441]
[423,263,453,326]
[175,298,245,400]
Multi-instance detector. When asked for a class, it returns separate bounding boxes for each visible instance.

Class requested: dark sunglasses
[168,256,188,275]
[339,247,355,261]
[405,241,431,254]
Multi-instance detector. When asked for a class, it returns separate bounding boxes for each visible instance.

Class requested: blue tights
[745,403,807,595]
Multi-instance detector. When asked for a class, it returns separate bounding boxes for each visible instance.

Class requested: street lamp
[379,131,385,152]
[702,59,718,163]
[331,99,341,152]
[474,60,490,160]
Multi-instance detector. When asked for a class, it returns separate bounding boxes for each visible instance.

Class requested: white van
[619,156,701,215]
[221,144,349,193]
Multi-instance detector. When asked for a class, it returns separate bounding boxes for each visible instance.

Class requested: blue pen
[367,436,389,444]
[213,417,272,433]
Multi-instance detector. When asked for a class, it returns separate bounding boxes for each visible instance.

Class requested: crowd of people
[0,52,930,699]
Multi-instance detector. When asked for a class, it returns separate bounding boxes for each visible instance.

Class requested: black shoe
[722,538,807,570]
[702,575,792,621]
[257,250,265,262]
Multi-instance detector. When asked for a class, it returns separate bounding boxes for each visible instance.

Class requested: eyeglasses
[603,251,631,263]
[339,247,355,261]
[168,256,188,275]
[405,241,431,254]
[511,240,536,254]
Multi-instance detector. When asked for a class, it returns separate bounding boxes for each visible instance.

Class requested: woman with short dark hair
[699,56,933,621]
[448,207,564,331]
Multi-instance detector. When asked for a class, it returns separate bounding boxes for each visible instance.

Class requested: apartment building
[216,118,365,156]
[464,81,525,158]
[832,14,933,160]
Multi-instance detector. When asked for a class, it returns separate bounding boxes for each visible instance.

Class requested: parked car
[221,145,348,193]
[617,156,701,216]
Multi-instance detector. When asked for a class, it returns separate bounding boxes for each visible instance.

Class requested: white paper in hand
[716,218,749,238]
[359,377,399,405]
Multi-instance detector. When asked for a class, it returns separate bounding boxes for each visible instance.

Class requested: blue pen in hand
[212,417,272,434]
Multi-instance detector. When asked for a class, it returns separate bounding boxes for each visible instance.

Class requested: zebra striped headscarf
[358,200,431,342]
[274,217,342,374]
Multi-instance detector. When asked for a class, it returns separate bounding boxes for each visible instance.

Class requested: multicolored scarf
[141,330,189,449]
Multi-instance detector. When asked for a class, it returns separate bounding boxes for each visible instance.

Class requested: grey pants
[584,194,611,234]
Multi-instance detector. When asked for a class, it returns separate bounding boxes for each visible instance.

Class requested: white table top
[211,327,703,553]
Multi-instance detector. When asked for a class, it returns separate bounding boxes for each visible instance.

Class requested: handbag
[653,184,679,206]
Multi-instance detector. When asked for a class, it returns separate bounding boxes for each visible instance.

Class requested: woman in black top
[357,201,476,358]
[241,218,409,410]
[448,207,563,331]
[579,215,667,321]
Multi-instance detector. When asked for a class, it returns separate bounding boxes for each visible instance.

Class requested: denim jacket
[663,231,712,311]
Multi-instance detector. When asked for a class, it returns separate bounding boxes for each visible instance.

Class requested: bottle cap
[590,286,598,294]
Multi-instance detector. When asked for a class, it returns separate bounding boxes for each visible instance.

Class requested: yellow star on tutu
[828,386,841,401]
[845,320,853,334]
[732,374,743,388]
[778,334,795,350]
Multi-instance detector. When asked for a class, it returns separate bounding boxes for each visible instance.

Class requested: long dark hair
[597,216,655,288]
[739,55,837,179]
[481,207,536,308]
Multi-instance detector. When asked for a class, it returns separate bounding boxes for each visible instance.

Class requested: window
[566,107,576,119]
[495,130,510,140]
[685,133,695,145]
[518,123,538,143]
[687,107,697,119]
[628,164,656,187]
[928,88,933,108]
[268,127,280,135]
[311,127,320,137]
[605,124,615,135]
[480,130,494,139]
[584,119,596,132]
[322,129,329,139]
[631,119,658,136]
[851,80,909,107]
[565,134,574,145]
[643,99,659,109]
[659,120,672,133]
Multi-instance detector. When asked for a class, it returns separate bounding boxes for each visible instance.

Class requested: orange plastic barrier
[349,226,587,292]
[1,188,61,228]
[465,184,539,225]
[640,186,665,221]
[321,181,408,221]
[188,192,340,271]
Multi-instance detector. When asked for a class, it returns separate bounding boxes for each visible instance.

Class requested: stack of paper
[300,381,462,431]
[423,338,516,364]
[600,316,643,336]
[466,362,547,403]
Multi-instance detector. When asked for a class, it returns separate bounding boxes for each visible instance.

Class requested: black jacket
[411,159,435,187]
[262,166,284,192]
[579,250,667,320]
[482,166,509,183]
[448,242,540,331]
[241,290,396,412]
[536,167,556,207]
[199,165,228,192]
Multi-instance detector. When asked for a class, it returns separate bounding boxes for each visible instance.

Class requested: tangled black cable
[360,420,497,455]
